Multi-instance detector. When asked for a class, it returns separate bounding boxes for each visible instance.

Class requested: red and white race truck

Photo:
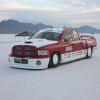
[8,28,97,69]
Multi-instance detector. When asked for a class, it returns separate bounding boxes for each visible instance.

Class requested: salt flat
[0,33,100,100]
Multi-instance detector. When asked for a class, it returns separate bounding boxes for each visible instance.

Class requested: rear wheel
[86,47,92,58]
[48,52,60,68]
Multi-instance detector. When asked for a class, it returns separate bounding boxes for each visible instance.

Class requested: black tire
[48,52,60,68]
[86,47,92,58]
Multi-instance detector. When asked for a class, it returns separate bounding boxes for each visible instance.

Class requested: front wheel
[86,47,92,58]
[48,52,60,68]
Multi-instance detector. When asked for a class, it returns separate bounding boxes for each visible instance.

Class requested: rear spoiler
[80,35,95,40]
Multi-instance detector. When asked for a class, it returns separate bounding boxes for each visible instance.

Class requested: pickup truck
[8,28,97,69]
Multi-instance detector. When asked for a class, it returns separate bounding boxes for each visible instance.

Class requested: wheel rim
[53,54,58,65]
[88,47,91,57]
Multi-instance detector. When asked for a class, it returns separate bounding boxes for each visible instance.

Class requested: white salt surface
[0,33,100,100]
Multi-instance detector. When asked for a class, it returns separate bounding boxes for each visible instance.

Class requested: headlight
[38,50,49,56]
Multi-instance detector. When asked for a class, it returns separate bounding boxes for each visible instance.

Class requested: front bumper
[8,56,50,69]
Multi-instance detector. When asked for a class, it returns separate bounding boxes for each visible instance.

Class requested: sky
[0,0,100,29]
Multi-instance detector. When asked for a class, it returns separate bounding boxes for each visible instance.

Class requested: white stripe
[60,49,87,63]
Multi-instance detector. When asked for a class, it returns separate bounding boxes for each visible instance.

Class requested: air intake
[25,42,33,44]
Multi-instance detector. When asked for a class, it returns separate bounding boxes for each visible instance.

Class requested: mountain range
[0,19,100,34]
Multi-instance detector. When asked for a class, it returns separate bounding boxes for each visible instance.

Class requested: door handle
[71,43,75,45]
[80,42,82,44]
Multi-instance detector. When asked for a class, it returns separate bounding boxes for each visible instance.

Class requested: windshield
[30,32,61,41]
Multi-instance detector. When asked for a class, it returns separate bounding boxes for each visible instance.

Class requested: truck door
[62,30,76,63]
[71,30,83,59]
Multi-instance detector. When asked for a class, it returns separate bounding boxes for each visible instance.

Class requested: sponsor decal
[78,51,80,55]
[64,54,67,59]
[80,51,83,55]
[66,46,72,51]
[76,51,82,56]
[35,40,43,42]
[76,51,79,56]
[72,52,75,57]
[68,53,71,58]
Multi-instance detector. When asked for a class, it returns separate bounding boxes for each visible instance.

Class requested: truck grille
[13,46,36,56]
[14,51,22,55]
[24,47,35,50]
[24,52,35,55]
[14,46,22,50]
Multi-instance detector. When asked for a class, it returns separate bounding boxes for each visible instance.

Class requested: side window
[63,30,73,42]
[72,30,80,40]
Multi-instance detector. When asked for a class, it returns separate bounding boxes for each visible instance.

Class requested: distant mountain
[0,19,52,34]
[62,25,100,33]
[63,26,67,29]
[76,25,100,33]
[0,19,100,34]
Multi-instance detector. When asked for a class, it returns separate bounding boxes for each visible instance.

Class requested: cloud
[0,3,33,10]
[0,2,100,29]
[0,0,42,4]
[0,3,62,11]
[0,12,13,21]
[49,0,100,9]
[69,20,100,23]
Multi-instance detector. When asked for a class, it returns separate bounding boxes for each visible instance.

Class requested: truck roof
[38,28,64,33]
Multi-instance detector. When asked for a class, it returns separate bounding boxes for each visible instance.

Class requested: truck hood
[15,39,58,48]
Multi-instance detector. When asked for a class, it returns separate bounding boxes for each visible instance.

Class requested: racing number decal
[66,46,72,51]
[64,46,73,61]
